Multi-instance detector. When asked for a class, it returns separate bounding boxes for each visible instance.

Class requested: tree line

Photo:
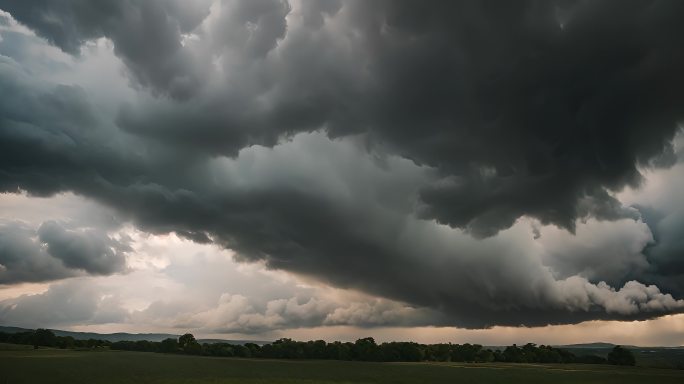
[0,329,109,349]
[0,330,635,366]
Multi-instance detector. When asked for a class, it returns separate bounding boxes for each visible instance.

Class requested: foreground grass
[0,342,33,351]
[1,349,683,384]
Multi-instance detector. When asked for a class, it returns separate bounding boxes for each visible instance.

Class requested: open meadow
[1,348,683,384]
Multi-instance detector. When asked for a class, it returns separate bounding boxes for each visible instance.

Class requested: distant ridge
[0,325,269,345]
[557,342,618,349]
[0,325,178,342]
[558,342,684,350]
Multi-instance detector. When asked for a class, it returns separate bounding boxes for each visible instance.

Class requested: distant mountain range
[0,325,269,345]
[558,342,623,349]
[558,342,684,350]
[483,342,684,351]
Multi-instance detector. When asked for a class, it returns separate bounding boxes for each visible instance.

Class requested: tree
[476,348,495,362]
[353,337,381,361]
[160,338,179,353]
[607,346,636,366]
[178,333,202,354]
[501,344,519,362]
[33,329,56,348]
[178,333,196,348]
[325,341,352,360]
[56,336,76,349]
[184,341,203,355]
[428,343,452,362]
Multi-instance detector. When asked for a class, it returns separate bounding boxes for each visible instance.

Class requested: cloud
[5,0,684,230]
[0,0,212,98]
[0,220,129,284]
[0,193,129,284]
[63,0,684,235]
[0,222,76,284]
[188,294,437,333]
[0,11,9,26]
[0,230,442,333]
[0,279,128,328]
[554,277,684,316]
[538,218,653,287]
[0,1,683,330]
[132,289,440,334]
[323,299,437,328]
[37,221,129,275]
[617,135,684,297]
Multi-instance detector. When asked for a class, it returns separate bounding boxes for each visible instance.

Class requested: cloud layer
[0,220,129,284]
[6,0,682,235]
[0,1,683,330]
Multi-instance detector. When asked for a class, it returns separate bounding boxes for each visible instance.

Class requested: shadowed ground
[1,348,683,384]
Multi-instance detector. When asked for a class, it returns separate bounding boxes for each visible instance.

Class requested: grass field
[1,348,683,384]
[0,342,33,351]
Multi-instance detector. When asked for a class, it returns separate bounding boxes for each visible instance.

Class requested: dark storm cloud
[364,0,684,237]
[0,0,212,98]
[120,0,684,236]
[0,220,129,284]
[1,1,684,328]
[0,55,135,196]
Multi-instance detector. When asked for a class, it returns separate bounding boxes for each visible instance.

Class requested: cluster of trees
[1,329,635,366]
[111,335,501,362]
[607,345,637,366]
[112,334,630,365]
[0,329,110,349]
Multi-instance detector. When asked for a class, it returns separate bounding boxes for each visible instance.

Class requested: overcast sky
[1,1,684,346]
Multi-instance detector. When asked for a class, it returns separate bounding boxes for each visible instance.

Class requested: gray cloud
[0,1,683,329]
[37,221,129,275]
[0,279,127,328]
[0,0,212,98]
[131,293,437,334]
[0,220,128,284]
[116,0,684,237]
[7,1,682,227]
[192,294,438,334]
[0,222,76,284]
[623,142,684,297]
[538,218,653,287]
[210,0,290,59]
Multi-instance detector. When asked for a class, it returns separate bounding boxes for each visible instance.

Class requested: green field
[1,348,683,384]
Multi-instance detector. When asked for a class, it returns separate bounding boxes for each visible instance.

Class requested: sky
[0,1,683,346]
